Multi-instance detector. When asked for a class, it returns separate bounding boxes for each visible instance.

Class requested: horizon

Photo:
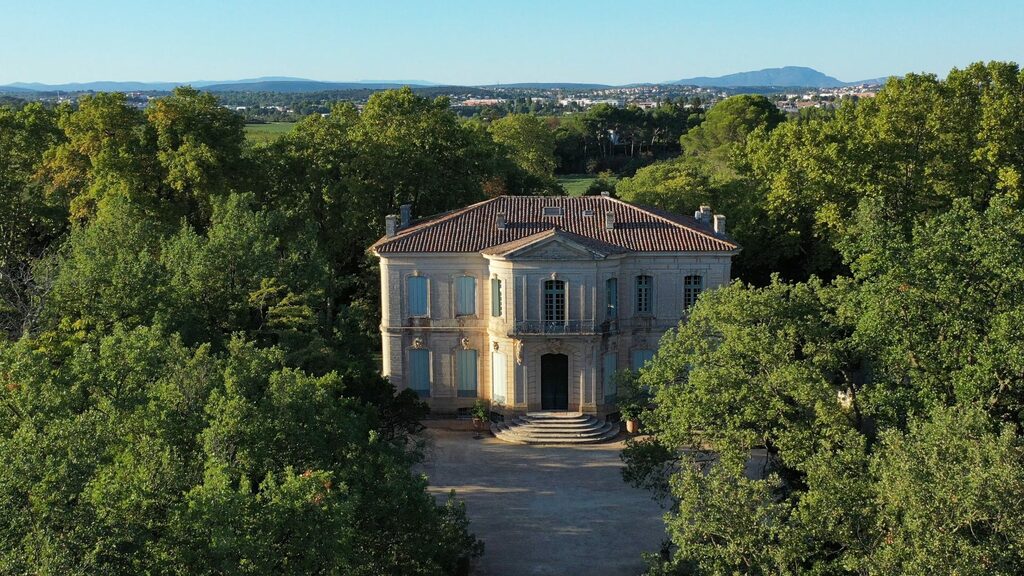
[1,0,1022,86]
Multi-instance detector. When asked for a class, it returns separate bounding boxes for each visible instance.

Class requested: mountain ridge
[670,66,885,88]
[0,67,891,93]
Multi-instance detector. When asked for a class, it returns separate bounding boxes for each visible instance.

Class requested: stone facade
[371,196,739,417]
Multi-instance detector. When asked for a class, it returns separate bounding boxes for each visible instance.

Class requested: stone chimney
[399,204,412,228]
[496,212,507,230]
[698,205,713,225]
[713,214,726,235]
[605,210,615,230]
[385,214,399,237]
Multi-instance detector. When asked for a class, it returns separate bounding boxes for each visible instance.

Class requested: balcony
[512,319,617,336]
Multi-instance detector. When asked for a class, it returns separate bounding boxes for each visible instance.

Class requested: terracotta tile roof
[370,196,740,255]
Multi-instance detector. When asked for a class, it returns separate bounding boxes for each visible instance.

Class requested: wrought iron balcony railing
[512,319,617,335]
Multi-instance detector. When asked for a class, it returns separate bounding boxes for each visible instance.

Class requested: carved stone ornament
[412,337,425,349]
[460,337,471,350]
[515,341,524,365]
[548,338,562,352]
[492,341,500,351]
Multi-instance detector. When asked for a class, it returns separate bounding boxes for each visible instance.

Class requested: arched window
[606,278,618,319]
[456,349,478,397]
[407,276,428,317]
[544,279,566,324]
[408,348,431,397]
[491,278,502,317]
[455,275,476,316]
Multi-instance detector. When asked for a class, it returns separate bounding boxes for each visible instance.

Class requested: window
[683,275,704,311]
[632,349,655,371]
[456,349,478,398]
[408,349,431,397]
[542,206,564,217]
[635,275,652,314]
[407,276,428,317]
[603,353,618,403]
[456,275,476,316]
[491,278,502,317]
[491,352,507,404]
[606,278,618,319]
[544,279,566,324]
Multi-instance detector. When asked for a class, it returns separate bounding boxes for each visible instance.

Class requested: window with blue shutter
[407,276,428,317]
[456,349,478,397]
[456,276,476,316]
[603,353,617,403]
[631,349,655,371]
[491,278,502,317]
[606,278,618,319]
[408,349,431,397]
[491,352,507,404]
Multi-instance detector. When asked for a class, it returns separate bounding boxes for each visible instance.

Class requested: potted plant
[471,399,490,433]
[616,371,648,434]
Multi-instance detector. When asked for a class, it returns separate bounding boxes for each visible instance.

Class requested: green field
[244,122,297,143]
[557,174,617,196]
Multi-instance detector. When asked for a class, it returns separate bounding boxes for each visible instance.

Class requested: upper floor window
[456,275,476,316]
[606,278,618,319]
[683,275,704,311]
[544,279,566,323]
[635,275,652,314]
[491,278,502,317]
[408,348,431,397]
[407,276,428,317]
[456,349,478,398]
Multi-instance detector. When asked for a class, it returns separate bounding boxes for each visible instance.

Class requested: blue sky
[1,0,1022,85]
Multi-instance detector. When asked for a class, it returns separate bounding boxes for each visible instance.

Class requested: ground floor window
[491,352,507,404]
[408,348,431,397]
[603,353,617,403]
[631,349,655,371]
[456,349,478,397]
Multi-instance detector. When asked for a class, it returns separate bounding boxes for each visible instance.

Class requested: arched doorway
[540,353,569,410]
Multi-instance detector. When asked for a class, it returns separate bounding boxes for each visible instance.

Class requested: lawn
[244,122,297,144]
[557,174,617,196]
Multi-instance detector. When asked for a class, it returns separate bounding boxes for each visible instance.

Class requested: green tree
[488,113,557,177]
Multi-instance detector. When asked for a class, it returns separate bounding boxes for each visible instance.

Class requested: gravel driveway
[418,429,667,576]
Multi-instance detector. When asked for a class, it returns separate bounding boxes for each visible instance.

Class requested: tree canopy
[621,61,1024,575]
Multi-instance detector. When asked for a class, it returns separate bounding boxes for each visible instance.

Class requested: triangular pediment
[486,230,611,260]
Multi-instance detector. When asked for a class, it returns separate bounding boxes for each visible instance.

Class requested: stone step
[511,418,598,429]
[498,420,613,433]
[491,417,620,445]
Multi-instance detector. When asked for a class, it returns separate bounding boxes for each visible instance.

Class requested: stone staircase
[491,412,620,445]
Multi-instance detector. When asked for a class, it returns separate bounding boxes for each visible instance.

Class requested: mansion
[369,195,740,417]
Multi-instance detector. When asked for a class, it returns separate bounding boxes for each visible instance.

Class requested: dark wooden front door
[541,353,569,410]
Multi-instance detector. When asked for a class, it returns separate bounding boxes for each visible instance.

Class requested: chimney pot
[385,214,399,237]
[713,214,726,235]
[604,210,615,230]
[496,212,507,230]
[400,204,412,228]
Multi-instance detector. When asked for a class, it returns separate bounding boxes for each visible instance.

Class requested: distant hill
[672,66,849,88]
[0,77,439,93]
[201,80,428,93]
